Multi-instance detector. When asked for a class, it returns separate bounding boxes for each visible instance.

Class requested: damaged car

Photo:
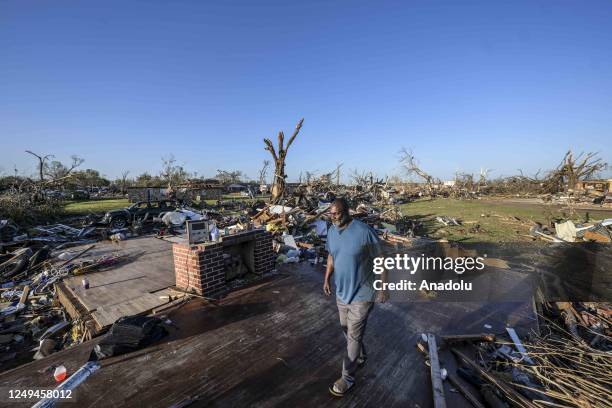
[101,200,178,229]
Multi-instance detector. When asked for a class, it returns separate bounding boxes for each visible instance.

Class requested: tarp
[94,315,167,359]
[555,220,577,242]
[162,211,188,226]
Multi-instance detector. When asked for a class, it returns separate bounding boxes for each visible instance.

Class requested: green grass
[399,198,610,243]
[63,198,130,215]
[63,196,269,214]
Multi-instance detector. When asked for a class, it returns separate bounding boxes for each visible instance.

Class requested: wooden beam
[441,333,495,344]
[18,285,30,307]
[417,339,484,408]
[447,374,486,408]
[427,334,447,408]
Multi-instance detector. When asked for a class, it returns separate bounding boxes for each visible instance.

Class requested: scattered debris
[414,300,612,408]
[93,315,167,360]
[436,216,461,226]
[32,361,101,408]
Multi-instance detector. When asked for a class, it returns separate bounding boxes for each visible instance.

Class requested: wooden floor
[0,262,535,408]
[60,237,176,330]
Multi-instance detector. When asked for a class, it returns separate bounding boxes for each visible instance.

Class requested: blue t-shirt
[326,219,381,304]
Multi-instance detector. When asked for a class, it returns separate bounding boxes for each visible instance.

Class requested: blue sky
[1,0,611,182]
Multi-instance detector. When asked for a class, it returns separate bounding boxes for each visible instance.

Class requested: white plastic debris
[555,220,577,242]
[57,252,72,260]
[283,234,298,250]
[178,209,204,221]
[162,211,188,227]
[269,205,293,215]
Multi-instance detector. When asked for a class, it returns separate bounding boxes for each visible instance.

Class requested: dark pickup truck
[101,200,178,229]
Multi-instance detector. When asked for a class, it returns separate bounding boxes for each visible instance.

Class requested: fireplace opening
[223,240,255,281]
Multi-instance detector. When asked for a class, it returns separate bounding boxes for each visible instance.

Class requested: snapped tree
[263,118,304,203]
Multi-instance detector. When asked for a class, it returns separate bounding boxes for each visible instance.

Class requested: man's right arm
[323,254,334,296]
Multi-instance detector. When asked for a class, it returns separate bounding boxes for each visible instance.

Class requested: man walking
[324,197,385,397]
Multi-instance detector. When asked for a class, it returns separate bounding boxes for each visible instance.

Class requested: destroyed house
[226,183,247,192]
[574,178,612,193]
[127,183,224,203]
[127,186,165,202]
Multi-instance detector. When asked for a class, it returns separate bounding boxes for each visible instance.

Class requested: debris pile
[530,218,612,243]
[0,242,104,370]
[416,301,611,407]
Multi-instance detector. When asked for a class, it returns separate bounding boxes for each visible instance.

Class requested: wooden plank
[18,285,30,306]
[441,333,495,344]
[417,337,484,408]
[55,282,86,320]
[91,292,169,329]
[447,374,486,408]
[61,237,176,314]
[427,333,447,408]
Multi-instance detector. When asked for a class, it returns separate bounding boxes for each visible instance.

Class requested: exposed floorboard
[0,262,534,408]
[59,236,176,331]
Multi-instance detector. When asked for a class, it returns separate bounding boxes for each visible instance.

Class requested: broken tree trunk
[264,118,304,204]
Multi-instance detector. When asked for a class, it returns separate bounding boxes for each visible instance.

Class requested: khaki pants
[336,298,374,384]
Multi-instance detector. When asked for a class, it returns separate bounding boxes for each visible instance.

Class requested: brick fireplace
[172,229,274,297]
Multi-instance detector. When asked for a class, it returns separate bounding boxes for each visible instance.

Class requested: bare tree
[25,151,84,184]
[258,160,270,186]
[476,168,493,193]
[25,150,54,182]
[120,170,130,194]
[334,162,343,185]
[161,155,188,188]
[44,161,68,180]
[216,169,244,184]
[350,169,371,186]
[264,118,304,203]
[45,155,84,183]
[304,170,317,184]
[551,151,607,192]
[398,148,437,194]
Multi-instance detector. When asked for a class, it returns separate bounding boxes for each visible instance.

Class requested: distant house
[574,179,612,193]
[285,182,302,195]
[127,179,225,203]
[180,179,225,201]
[127,187,166,202]
[192,185,224,201]
[226,184,247,192]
